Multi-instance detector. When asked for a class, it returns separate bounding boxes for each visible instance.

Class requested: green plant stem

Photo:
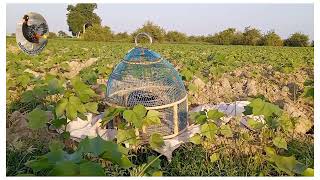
[138,154,162,176]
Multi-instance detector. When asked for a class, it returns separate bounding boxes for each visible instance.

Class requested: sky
[6,3,314,39]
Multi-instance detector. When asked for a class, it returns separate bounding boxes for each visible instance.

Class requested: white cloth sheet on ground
[60,101,262,160]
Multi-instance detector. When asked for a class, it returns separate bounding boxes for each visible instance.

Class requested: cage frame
[105,89,188,139]
[105,32,188,139]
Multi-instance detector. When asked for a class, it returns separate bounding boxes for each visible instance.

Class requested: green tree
[188,35,207,42]
[58,30,68,38]
[232,32,244,45]
[243,26,262,46]
[165,31,187,43]
[284,32,310,47]
[83,24,112,42]
[67,3,101,36]
[113,32,130,42]
[260,31,283,46]
[207,28,237,45]
[48,32,57,38]
[132,21,166,43]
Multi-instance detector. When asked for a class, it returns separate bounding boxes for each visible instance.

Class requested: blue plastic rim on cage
[105,32,188,138]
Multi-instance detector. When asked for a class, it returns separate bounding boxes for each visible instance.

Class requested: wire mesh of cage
[105,33,188,138]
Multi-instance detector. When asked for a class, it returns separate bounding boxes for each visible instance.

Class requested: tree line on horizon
[11,3,313,47]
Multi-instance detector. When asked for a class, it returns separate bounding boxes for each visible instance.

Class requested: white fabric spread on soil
[61,101,265,160]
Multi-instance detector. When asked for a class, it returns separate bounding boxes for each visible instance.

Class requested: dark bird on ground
[22,15,48,44]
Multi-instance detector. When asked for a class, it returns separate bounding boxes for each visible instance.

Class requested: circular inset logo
[16,12,49,55]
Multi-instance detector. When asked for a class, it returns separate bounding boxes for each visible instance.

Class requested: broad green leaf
[190,134,201,144]
[247,118,264,130]
[49,161,79,176]
[55,98,68,117]
[66,103,78,120]
[49,140,64,151]
[117,144,129,155]
[303,86,314,99]
[84,102,99,114]
[152,171,163,176]
[200,123,218,139]
[30,142,81,167]
[133,104,147,119]
[47,78,64,94]
[207,109,224,121]
[189,111,203,121]
[101,107,124,126]
[274,155,298,175]
[117,129,138,145]
[78,136,111,156]
[21,90,35,103]
[190,111,207,124]
[243,105,253,115]
[210,153,220,162]
[52,118,67,128]
[195,115,207,124]
[77,112,87,121]
[79,161,105,176]
[247,98,282,118]
[123,110,142,128]
[220,124,233,137]
[78,136,125,165]
[181,68,193,81]
[46,149,65,164]
[44,74,57,82]
[17,74,31,88]
[293,161,307,175]
[68,96,81,106]
[82,71,98,85]
[273,136,287,150]
[278,113,295,132]
[100,149,123,166]
[69,96,86,113]
[302,168,314,176]
[27,108,49,129]
[119,155,134,169]
[25,157,52,172]
[264,146,277,161]
[143,110,161,126]
[71,77,97,102]
[33,86,48,99]
[149,133,164,150]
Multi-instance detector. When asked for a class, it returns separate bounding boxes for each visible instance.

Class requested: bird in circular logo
[16,12,49,55]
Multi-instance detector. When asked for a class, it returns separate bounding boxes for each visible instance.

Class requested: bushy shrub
[83,24,112,42]
[113,32,130,42]
[242,26,262,46]
[165,31,187,43]
[132,21,166,43]
[284,32,309,47]
[260,31,283,46]
[48,32,57,38]
[58,31,68,38]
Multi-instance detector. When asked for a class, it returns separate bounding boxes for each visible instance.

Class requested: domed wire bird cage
[105,33,188,139]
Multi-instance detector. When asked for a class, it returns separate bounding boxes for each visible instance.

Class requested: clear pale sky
[6,3,314,39]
